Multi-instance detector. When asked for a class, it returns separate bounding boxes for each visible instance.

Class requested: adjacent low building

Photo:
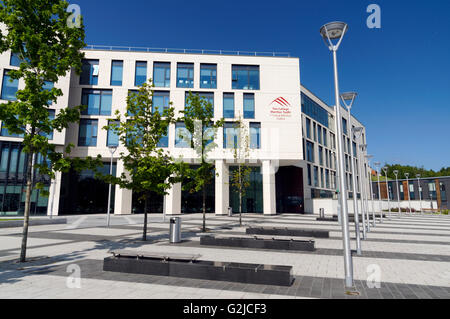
[0,46,370,217]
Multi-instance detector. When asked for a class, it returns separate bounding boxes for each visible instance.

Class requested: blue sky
[73,0,450,171]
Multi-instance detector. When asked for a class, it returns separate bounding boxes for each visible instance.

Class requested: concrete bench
[200,234,315,252]
[104,250,294,286]
[246,227,330,238]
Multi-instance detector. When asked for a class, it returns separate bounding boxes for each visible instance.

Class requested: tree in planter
[0,0,89,262]
[229,116,253,226]
[104,81,185,241]
[180,92,224,232]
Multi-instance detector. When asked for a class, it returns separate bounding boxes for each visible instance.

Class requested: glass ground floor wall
[229,166,263,214]
[181,165,215,214]
[132,191,163,214]
[59,162,116,215]
[0,141,50,216]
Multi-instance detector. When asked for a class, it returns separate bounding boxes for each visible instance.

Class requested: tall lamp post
[320,21,354,289]
[359,144,370,233]
[393,170,401,218]
[405,173,412,214]
[365,155,376,227]
[417,174,423,215]
[353,128,368,237]
[382,167,391,219]
[341,92,362,254]
[107,146,117,227]
[374,162,383,223]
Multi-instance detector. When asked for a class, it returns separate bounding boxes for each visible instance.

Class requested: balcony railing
[84,45,291,57]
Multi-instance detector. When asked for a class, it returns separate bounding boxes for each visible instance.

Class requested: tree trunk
[20,151,34,263]
[202,186,206,232]
[239,165,242,226]
[143,193,148,241]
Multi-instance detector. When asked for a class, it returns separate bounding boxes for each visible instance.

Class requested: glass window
[1,117,24,138]
[319,146,323,165]
[301,93,329,128]
[306,141,314,162]
[78,119,98,146]
[314,166,319,187]
[157,127,169,148]
[175,122,191,148]
[352,142,357,157]
[409,182,415,200]
[81,89,113,116]
[110,60,123,86]
[200,64,217,89]
[250,123,261,149]
[39,109,55,140]
[306,118,311,139]
[323,129,328,147]
[107,120,119,147]
[43,81,54,105]
[10,52,22,67]
[313,123,317,141]
[318,125,322,144]
[223,93,234,118]
[80,59,99,85]
[135,61,147,87]
[320,168,324,188]
[1,70,19,101]
[177,63,194,88]
[185,92,214,116]
[153,91,170,114]
[243,93,255,119]
[223,122,238,149]
[153,62,171,88]
[307,164,312,186]
[326,169,330,189]
[232,65,260,90]
[428,182,437,200]
[342,117,348,135]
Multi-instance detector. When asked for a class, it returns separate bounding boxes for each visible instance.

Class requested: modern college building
[0,45,372,217]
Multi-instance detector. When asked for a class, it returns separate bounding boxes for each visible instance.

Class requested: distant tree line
[379,164,450,180]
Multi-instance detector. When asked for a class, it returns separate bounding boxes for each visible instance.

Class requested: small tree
[230,116,252,226]
[0,0,88,262]
[104,81,184,241]
[181,92,224,232]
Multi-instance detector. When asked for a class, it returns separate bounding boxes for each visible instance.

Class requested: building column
[114,159,132,215]
[215,160,229,215]
[164,182,182,215]
[47,171,62,217]
[262,160,276,215]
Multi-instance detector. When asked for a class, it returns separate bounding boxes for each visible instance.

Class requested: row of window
[79,119,262,150]
[305,117,332,149]
[304,139,336,171]
[80,88,256,119]
[381,180,445,201]
[306,163,336,190]
[80,59,260,91]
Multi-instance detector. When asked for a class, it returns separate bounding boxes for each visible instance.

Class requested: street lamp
[365,155,376,227]
[359,143,371,233]
[405,173,412,214]
[374,162,383,223]
[393,170,401,218]
[341,92,362,254]
[353,127,368,237]
[107,146,117,227]
[320,21,354,289]
[382,167,391,219]
[417,174,423,215]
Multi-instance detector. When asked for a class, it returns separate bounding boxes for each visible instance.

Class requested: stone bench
[246,226,329,238]
[103,250,294,286]
[200,234,315,252]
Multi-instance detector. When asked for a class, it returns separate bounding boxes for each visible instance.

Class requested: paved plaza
[0,213,449,299]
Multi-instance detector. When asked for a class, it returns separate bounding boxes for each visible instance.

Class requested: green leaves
[103,80,185,197]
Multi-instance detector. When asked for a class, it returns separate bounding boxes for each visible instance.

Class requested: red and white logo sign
[270,97,292,120]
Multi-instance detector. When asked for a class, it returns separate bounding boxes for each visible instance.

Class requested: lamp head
[359,144,367,151]
[320,22,348,40]
[352,126,363,139]
[340,92,358,110]
[108,146,118,154]
[382,167,388,174]
[393,170,399,177]
[320,21,348,50]
[374,162,381,168]
[416,174,421,178]
[405,173,410,179]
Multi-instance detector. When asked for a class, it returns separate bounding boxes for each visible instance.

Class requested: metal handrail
[84,45,291,57]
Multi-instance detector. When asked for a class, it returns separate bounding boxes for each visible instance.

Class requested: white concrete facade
[0,47,372,217]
